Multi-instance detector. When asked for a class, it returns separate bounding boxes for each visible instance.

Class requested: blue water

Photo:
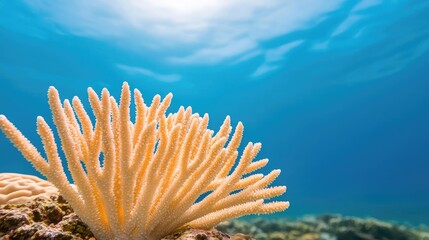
[0,1,428,225]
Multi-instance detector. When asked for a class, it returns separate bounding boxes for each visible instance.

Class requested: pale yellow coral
[0,82,289,240]
[0,173,58,205]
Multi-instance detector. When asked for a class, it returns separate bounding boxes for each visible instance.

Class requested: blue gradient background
[0,1,428,225]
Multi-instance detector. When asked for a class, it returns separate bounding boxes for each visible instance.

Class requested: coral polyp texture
[0,82,289,240]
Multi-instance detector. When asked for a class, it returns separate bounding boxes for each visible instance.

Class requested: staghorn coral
[0,82,289,240]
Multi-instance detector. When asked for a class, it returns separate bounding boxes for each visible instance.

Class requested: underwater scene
[0,1,429,239]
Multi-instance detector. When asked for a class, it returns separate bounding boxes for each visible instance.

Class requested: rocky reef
[217,215,429,240]
[0,195,94,240]
[0,195,250,240]
[1,195,428,239]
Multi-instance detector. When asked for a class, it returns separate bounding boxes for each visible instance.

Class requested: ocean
[0,0,428,229]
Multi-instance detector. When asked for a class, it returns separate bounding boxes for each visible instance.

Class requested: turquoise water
[0,1,428,226]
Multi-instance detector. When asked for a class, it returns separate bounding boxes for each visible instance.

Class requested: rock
[1,194,234,240]
[300,233,320,240]
[319,232,336,240]
[161,227,230,240]
[287,230,302,240]
[2,195,427,240]
[253,232,269,240]
[268,231,286,240]
[0,195,95,239]
[230,233,254,240]
[219,215,426,240]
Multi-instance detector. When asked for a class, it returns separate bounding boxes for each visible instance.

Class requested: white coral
[0,82,289,240]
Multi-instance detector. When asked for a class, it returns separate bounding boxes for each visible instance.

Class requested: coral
[217,216,427,240]
[0,173,58,205]
[0,82,288,239]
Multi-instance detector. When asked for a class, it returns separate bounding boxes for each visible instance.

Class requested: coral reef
[2,194,427,240]
[0,82,288,239]
[217,216,429,240]
[0,194,251,240]
[0,195,429,240]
